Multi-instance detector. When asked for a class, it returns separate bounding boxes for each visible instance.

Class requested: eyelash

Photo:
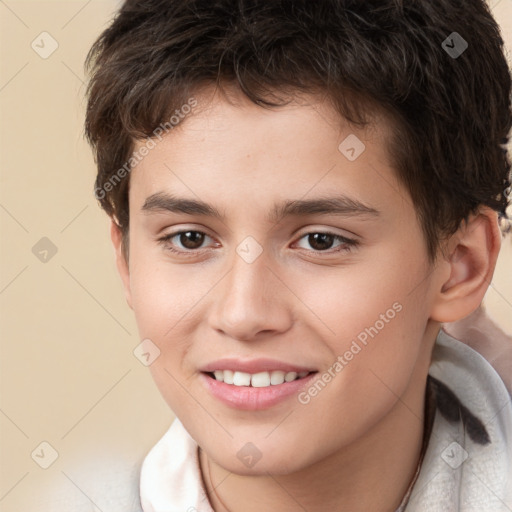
[157,229,359,257]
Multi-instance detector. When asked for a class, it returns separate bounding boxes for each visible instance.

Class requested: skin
[111,85,501,511]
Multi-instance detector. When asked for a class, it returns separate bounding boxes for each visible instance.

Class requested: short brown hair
[84,0,512,259]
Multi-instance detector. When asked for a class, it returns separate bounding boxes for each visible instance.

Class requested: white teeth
[251,371,271,388]
[210,369,310,387]
[284,371,298,382]
[233,371,251,386]
[223,370,234,384]
[270,370,285,385]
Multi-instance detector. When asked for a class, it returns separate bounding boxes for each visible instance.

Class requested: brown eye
[295,231,358,254]
[178,231,205,249]
[307,233,335,251]
[158,230,213,254]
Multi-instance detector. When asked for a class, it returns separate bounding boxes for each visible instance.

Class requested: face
[121,87,443,475]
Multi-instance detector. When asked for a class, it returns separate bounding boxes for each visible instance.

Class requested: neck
[200,343,434,512]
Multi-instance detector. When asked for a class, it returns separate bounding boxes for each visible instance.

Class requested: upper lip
[200,358,317,374]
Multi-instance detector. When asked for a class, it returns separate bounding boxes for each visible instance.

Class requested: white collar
[139,330,512,511]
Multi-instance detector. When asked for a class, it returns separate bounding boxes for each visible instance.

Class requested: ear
[430,208,501,323]
[110,220,133,310]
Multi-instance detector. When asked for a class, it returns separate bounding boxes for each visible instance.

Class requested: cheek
[128,245,201,338]
[292,254,430,394]
[127,247,208,399]
[290,254,418,342]
[284,301,428,470]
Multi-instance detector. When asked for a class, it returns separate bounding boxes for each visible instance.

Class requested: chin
[204,434,313,475]
[216,452,306,476]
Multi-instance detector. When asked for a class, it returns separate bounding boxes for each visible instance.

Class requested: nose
[207,249,293,341]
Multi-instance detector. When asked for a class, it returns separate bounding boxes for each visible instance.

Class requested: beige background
[0,1,511,510]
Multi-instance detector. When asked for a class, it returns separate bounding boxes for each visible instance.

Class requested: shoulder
[443,306,512,395]
[40,457,144,512]
[406,330,512,511]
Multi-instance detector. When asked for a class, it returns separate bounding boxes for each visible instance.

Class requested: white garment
[139,330,512,511]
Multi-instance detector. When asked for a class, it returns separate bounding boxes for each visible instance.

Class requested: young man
[84,0,512,510]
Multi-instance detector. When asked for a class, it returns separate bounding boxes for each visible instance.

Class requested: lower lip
[200,372,317,410]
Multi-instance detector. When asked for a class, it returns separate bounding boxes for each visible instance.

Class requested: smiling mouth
[204,370,317,388]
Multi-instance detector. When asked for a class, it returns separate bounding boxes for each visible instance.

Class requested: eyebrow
[141,192,380,224]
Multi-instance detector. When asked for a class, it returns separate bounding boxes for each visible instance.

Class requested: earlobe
[110,220,133,310]
[430,208,501,323]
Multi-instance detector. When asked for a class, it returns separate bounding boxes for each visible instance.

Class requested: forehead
[132,84,392,156]
[128,86,407,222]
